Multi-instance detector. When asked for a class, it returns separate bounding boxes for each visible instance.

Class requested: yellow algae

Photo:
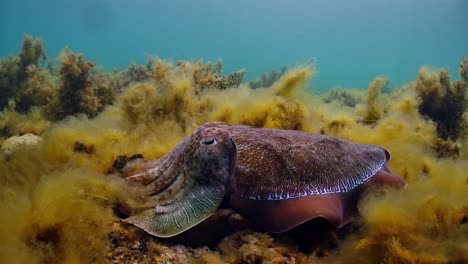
[0,37,467,263]
[332,158,468,264]
[0,104,50,137]
[148,58,172,83]
[191,231,316,264]
[362,76,388,123]
[272,66,315,98]
[201,66,316,130]
[30,169,116,263]
[0,145,124,264]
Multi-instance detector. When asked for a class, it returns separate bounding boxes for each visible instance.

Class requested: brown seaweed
[0,34,46,111]
[414,66,467,141]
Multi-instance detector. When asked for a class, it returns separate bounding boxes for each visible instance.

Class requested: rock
[0,133,43,156]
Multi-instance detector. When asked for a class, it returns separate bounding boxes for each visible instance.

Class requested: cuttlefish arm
[121,126,237,237]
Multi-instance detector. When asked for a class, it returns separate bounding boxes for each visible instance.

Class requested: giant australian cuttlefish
[120,122,406,238]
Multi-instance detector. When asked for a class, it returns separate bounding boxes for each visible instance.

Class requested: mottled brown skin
[218,123,406,232]
[121,122,406,238]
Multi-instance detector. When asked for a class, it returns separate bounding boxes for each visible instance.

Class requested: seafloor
[0,35,467,263]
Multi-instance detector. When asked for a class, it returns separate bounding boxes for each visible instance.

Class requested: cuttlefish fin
[125,183,226,237]
[368,164,407,188]
[230,193,346,233]
[230,164,406,233]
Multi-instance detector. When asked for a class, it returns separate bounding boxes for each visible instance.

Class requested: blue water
[1,0,467,91]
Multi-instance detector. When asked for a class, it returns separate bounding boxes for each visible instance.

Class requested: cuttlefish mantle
[120,122,406,237]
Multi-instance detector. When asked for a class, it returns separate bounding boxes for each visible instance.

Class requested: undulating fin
[230,166,405,233]
[370,164,407,188]
[230,192,345,232]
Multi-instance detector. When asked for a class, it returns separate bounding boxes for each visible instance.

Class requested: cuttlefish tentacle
[122,122,405,237]
[122,126,237,237]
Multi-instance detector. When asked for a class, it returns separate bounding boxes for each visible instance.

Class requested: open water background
[1,0,467,90]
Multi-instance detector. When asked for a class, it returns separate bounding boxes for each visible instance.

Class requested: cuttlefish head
[123,123,237,237]
[190,125,237,188]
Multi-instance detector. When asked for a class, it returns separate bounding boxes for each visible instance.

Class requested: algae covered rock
[0,133,43,156]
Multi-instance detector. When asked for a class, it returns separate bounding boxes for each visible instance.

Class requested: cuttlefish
[121,122,405,238]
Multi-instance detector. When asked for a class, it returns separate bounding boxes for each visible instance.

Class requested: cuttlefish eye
[200,137,217,145]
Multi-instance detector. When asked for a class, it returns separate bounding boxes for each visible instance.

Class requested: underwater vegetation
[0,35,46,112]
[0,36,467,263]
[323,87,364,108]
[45,48,109,120]
[360,77,389,125]
[0,34,119,123]
[249,65,289,89]
[414,67,467,141]
[460,56,468,83]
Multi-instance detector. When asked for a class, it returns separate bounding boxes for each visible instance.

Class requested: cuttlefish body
[121,122,405,237]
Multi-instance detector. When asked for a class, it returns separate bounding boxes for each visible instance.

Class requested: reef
[0,36,466,264]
